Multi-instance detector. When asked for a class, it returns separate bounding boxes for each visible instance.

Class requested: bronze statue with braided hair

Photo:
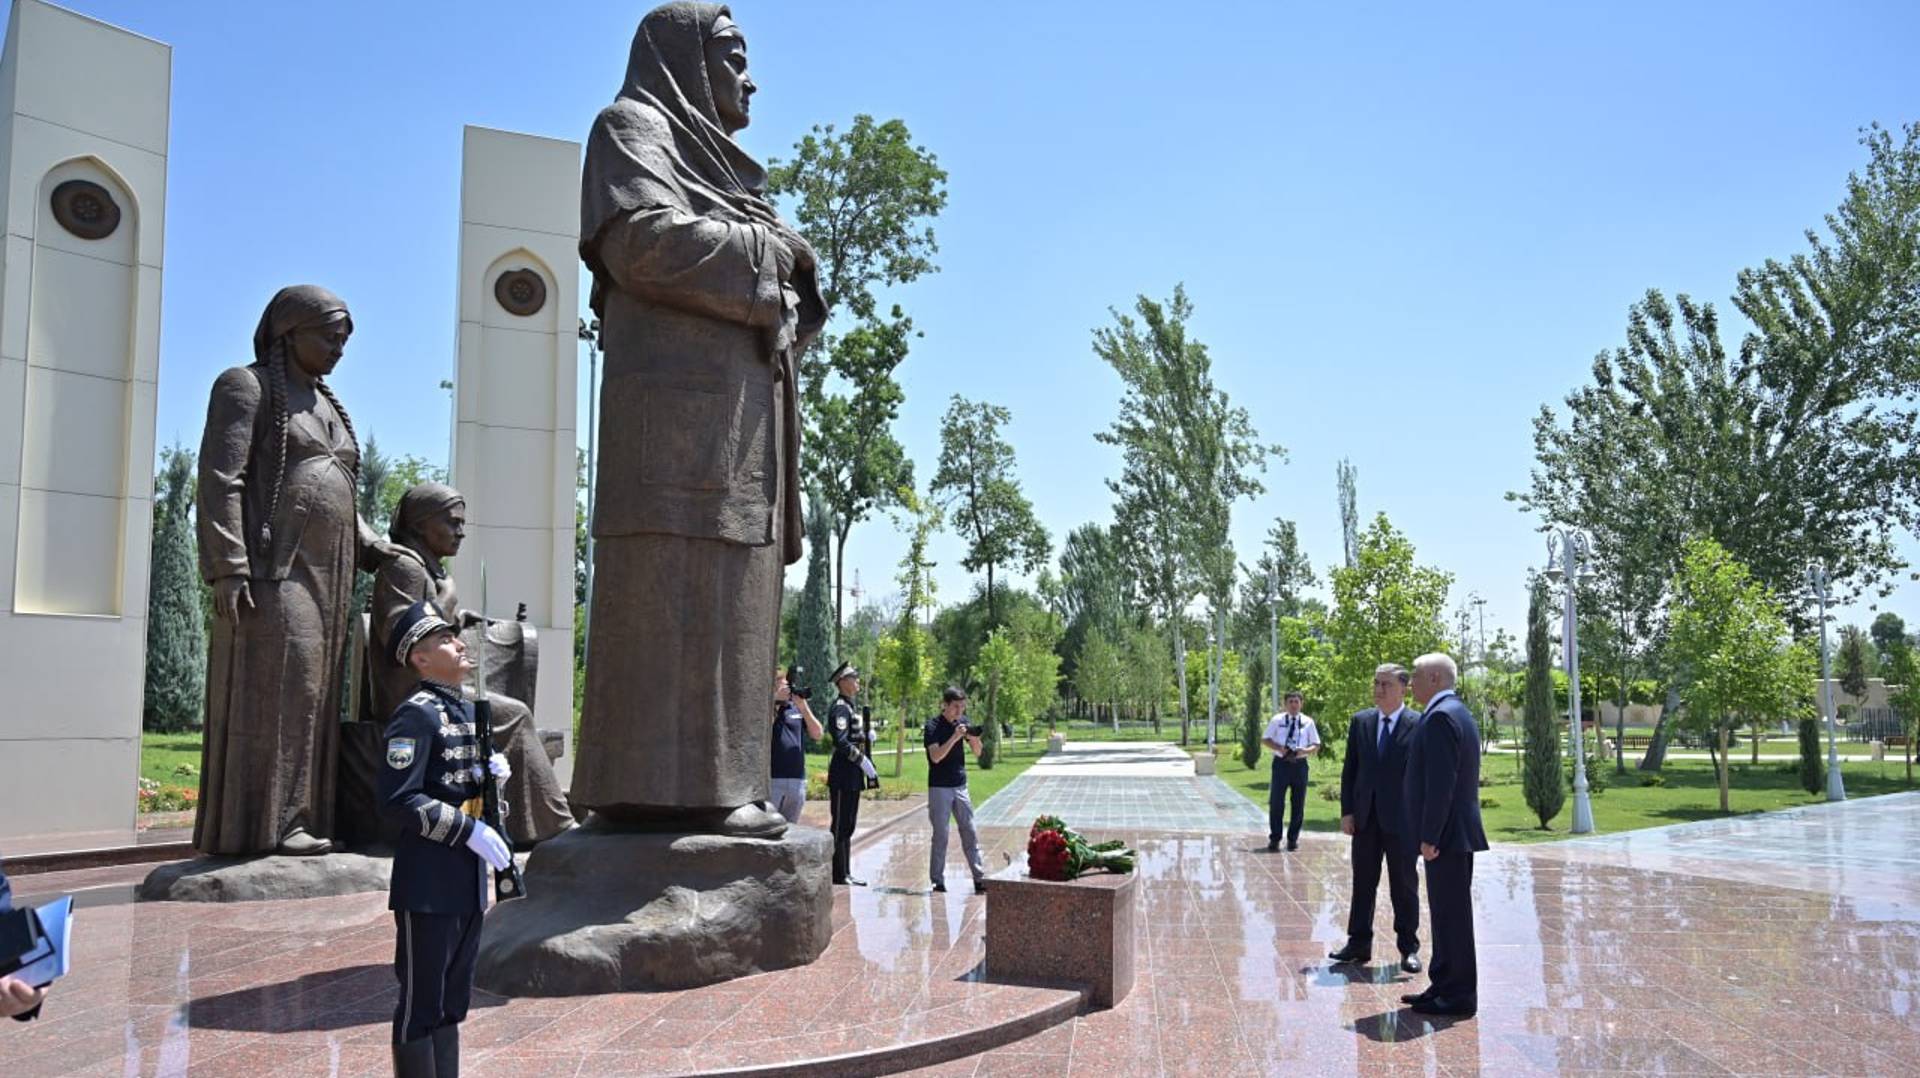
[195,285,398,856]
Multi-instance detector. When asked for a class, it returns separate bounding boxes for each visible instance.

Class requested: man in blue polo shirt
[771,667,825,824]
[924,686,988,893]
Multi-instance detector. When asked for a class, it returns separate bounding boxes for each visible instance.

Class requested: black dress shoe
[1286,842,1299,851]
[931,881,946,893]
[1399,989,1434,1005]
[1265,841,1279,852]
[1328,944,1371,964]
[845,876,868,886]
[1409,995,1475,1018]
[1400,953,1422,974]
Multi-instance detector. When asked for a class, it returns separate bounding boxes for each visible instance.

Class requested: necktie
[1378,711,1393,755]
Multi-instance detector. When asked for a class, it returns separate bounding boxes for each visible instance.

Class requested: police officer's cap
[831,661,859,684]
[391,599,456,664]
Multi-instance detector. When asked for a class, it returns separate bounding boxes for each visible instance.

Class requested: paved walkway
[974,741,1267,834]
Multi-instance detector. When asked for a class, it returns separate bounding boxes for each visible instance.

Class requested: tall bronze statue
[367,481,576,845]
[194,285,392,856]
[576,2,825,835]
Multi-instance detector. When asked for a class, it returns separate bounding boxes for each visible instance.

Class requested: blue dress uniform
[824,669,871,885]
[379,601,493,1073]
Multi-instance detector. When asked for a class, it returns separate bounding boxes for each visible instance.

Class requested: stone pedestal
[1046,733,1067,752]
[1872,739,1886,761]
[983,869,1136,1008]
[474,819,833,996]
[1193,752,1218,776]
[138,850,392,903]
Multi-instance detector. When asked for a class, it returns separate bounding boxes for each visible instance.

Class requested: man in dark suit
[1330,663,1422,973]
[1401,653,1488,1018]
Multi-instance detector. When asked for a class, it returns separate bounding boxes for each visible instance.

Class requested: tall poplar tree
[930,396,1050,627]
[1523,577,1565,829]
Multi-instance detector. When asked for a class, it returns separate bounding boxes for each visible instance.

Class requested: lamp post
[1471,593,1488,663]
[1808,563,1845,802]
[1545,529,1596,834]
[1205,618,1219,754]
[578,318,600,648]
[1268,565,1279,715]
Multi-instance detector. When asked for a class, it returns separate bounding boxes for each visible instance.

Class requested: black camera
[785,665,812,700]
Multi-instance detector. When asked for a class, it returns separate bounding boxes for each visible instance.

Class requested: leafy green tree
[144,443,206,733]
[1095,285,1278,744]
[1871,612,1908,666]
[769,116,947,653]
[1838,625,1875,705]
[1882,636,1920,784]
[1522,578,1565,828]
[1797,716,1825,795]
[1514,123,1920,769]
[1075,628,1125,731]
[1323,515,1451,754]
[1057,522,1133,687]
[1667,538,1809,813]
[1122,623,1171,732]
[878,490,942,775]
[795,494,837,711]
[931,396,1050,626]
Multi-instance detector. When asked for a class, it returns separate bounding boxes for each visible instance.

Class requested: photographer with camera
[771,667,825,824]
[924,686,989,893]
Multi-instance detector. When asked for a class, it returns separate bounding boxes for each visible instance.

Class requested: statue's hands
[213,577,253,622]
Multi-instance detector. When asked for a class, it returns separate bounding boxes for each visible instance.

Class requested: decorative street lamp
[1205,618,1219,754]
[1544,529,1596,834]
[1268,565,1279,716]
[578,317,601,647]
[1807,563,1846,802]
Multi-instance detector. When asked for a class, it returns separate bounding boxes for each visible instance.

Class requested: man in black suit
[1401,653,1488,1019]
[1329,664,1422,973]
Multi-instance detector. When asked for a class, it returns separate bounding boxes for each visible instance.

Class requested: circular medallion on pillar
[50,179,122,240]
[494,268,547,317]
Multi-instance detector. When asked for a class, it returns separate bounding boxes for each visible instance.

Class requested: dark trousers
[828,786,862,882]
[392,909,482,1044]
[1424,852,1477,1004]
[1346,814,1421,956]
[1269,758,1308,846]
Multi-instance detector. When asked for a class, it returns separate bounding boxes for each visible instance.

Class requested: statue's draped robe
[575,1,824,818]
[194,367,367,853]
[368,548,575,844]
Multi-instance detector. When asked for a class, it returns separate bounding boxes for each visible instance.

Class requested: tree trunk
[1750,722,1760,765]
[1639,685,1681,770]
[986,563,997,628]
[1615,660,1629,776]
[1175,625,1190,746]
[832,523,850,657]
[1716,724,1730,813]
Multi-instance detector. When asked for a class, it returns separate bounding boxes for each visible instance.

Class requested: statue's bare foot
[718,802,787,839]
[276,828,333,856]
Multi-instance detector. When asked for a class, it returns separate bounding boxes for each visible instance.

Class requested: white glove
[464,820,512,871]
[488,752,512,784]
[859,756,878,781]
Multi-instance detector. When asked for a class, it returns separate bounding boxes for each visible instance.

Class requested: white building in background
[0,0,169,854]
[448,126,581,780]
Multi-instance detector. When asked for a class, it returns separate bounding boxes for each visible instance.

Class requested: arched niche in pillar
[15,156,141,616]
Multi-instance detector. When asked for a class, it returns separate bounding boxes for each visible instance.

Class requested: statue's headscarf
[390,481,465,570]
[581,3,795,303]
[252,285,351,364]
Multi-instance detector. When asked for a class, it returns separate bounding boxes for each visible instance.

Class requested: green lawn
[141,734,203,788]
[1214,748,1920,844]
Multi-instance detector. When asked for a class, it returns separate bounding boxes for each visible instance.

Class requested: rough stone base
[138,849,393,903]
[474,820,833,996]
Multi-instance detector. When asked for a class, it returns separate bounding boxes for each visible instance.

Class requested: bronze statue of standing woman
[194,285,394,856]
[576,2,825,835]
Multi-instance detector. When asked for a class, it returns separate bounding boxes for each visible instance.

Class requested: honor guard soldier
[825,662,877,886]
[380,600,514,1078]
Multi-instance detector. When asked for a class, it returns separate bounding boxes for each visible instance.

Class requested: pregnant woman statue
[194,285,393,856]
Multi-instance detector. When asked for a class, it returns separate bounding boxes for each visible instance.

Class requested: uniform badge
[835,715,848,732]
[386,737,417,770]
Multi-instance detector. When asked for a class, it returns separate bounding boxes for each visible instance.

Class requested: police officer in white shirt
[1262,691,1321,851]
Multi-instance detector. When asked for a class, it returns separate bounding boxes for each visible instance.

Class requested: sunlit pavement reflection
[9,788,1920,1075]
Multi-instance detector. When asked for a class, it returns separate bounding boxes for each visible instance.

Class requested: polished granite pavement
[9,763,1920,1075]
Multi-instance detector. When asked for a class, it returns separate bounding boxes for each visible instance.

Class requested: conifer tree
[1523,577,1565,828]
[143,445,206,732]
[795,493,838,721]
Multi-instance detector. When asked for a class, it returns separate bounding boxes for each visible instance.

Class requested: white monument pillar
[0,0,169,853]
[449,126,580,778]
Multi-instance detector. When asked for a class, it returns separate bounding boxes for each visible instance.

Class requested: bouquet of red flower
[1026,815,1135,881]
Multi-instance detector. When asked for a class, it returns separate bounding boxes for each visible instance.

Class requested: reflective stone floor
[9,785,1920,1075]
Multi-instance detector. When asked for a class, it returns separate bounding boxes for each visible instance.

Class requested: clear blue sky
[24,0,1920,645]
